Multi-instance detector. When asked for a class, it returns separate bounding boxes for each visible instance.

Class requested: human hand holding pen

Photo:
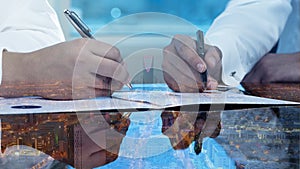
[0,39,130,100]
[161,111,221,155]
[64,9,132,89]
[162,34,221,92]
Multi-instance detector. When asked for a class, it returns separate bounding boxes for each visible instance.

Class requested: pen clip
[64,9,94,39]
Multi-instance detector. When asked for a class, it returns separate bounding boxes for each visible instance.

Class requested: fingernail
[197,63,205,73]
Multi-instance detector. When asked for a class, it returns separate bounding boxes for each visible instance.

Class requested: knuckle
[161,61,167,70]
[177,43,186,52]
[71,38,90,52]
[163,45,173,56]
[172,34,185,45]
[174,34,183,40]
[163,45,172,52]
[75,38,89,46]
[108,47,121,57]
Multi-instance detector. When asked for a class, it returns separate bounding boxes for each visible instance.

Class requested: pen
[63,9,132,89]
[196,30,207,89]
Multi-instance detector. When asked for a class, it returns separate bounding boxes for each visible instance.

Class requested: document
[113,84,298,108]
[0,84,298,114]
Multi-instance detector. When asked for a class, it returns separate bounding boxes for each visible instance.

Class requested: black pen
[196,30,207,89]
[64,9,133,89]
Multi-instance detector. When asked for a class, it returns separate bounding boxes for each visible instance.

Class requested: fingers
[163,45,205,92]
[163,71,180,92]
[84,77,123,96]
[163,35,220,92]
[204,44,222,67]
[172,35,207,73]
[170,35,223,83]
[164,60,202,88]
[71,39,127,98]
[163,71,204,93]
[75,39,130,86]
[163,45,202,81]
[92,77,123,91]
[207,76,218,90]
[195,111,221,147]
[242,60,265,83]
[85,39,123,63]
[87,39,129,84]
[91,57,130,84]
[242,72,259,83]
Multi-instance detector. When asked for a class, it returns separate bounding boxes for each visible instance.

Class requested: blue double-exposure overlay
[70,0,229,37]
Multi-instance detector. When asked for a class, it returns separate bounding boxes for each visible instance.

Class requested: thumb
[207,76,218,90]
[204,46,222,82]
[204,45,222,69]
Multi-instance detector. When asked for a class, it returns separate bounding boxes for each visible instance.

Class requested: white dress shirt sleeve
[0,0,65,84]
[205,0,292,86]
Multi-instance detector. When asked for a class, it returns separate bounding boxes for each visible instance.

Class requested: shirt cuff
[206,34,246,87]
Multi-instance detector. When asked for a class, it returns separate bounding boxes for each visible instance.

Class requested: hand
[242,52,300,83]
[0,38,130,100]
[75,112,130,169]
[162,34,222,92]
[161,111,221,154]
[161,111,198,149]
[241,52,300,102]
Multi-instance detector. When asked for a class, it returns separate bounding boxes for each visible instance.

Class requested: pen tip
[127,83,133,89]
[194,141,202,155]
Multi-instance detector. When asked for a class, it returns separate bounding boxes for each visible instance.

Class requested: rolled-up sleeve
[205,0,292,86]
[0,0,65,84]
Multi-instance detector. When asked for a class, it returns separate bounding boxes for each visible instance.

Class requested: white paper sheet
[0,96,158,115]
[113,87,299,108]
[0,84,298,114]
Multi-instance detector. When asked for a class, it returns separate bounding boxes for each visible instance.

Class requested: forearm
[2,51,27,84]
[0,39,128,100]
[0,50,38,97]
[0,50,65,98]
[206,0,292,86]
[0,0,65,86]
